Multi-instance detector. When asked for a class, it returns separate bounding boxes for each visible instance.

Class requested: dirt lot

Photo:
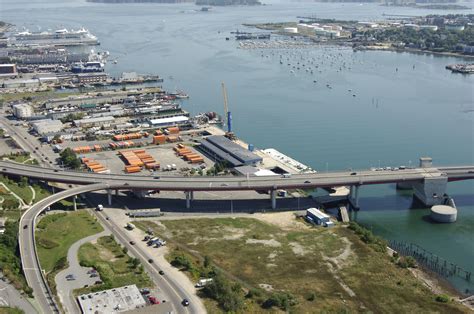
[136,214,468,314]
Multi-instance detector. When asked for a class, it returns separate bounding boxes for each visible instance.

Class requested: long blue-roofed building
[198,135,262,168]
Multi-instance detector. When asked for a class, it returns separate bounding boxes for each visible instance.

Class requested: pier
[389,240,472,284]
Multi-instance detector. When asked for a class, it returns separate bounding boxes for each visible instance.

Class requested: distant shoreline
[354,45,474,60]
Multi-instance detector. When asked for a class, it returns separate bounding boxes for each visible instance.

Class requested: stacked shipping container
[173,144,204,164]
[81,157,108,173]
[113,133,143,141]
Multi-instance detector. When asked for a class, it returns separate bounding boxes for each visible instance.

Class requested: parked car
[182,299,190,306]
[159,270,165,275]
[140,288,150,295]
[148,296,160,305]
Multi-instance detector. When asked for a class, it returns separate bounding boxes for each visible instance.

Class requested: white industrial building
[77,284,146,314]
[12,103,34,119]
[149,115,189,128]
[31,119,64,135]
[74,116,114,128]
[283,27,298,34]
[306,208,331,226]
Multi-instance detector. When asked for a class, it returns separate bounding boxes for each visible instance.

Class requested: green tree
[202,271,244,312]
[59,148,81,169]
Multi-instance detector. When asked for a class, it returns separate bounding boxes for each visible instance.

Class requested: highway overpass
[2,160,474,208]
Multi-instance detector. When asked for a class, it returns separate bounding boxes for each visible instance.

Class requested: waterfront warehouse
[199,135,262,167]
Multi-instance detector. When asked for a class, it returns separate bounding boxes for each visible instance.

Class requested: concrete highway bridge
[4,158,473,314]
[1,158,473,209]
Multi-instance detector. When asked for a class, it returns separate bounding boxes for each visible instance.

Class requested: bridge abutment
[412,176,448,206]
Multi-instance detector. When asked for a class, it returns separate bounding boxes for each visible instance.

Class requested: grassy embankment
[135,217,468,313]
[75,235,153,295]
[35,211,103,297]
[0,307,23,314]
[0,176,50,295]
[0,179,50,216]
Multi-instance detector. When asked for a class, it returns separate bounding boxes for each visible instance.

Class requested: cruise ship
[11,28,99,47]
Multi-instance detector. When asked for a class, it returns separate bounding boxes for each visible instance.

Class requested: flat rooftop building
[77,284,146,314]
[149,115,189,127]
[199,135,262,167]
[74,116,114,127]
[31,119,63,135]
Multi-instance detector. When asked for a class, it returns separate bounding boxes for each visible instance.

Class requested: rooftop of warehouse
[77,284,146,314]
[149,115,189,124]
[31,119,63,126]
[199,138,243,167]
[205,135,263,164]
[73,116,115,124]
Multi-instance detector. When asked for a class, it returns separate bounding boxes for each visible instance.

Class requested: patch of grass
[140,217,468,313]
[0,307,24,314]
[1,90,79,103]
[0,175,33,204]
[36,211,103,273]
[33,184,51,202]
[5,154,31,164]
[75,235,153,295]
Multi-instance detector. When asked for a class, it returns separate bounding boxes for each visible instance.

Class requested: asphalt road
[55,229,110,314]
[0,116,54,169]
[0,274,38,313]
[92,205,205,314]
[19,183,205,314]
[19,184,107,314]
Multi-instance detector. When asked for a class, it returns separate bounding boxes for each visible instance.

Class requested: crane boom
[221,82,228,119]
[221,82,232,134]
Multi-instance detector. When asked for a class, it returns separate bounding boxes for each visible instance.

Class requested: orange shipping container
[167,126,180,134]
[189,158,204,164]
[185,154,200,160]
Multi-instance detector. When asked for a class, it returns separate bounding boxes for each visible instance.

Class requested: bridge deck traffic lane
[3,161,473,192]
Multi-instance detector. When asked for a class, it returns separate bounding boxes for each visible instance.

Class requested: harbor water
[1,0,473,293]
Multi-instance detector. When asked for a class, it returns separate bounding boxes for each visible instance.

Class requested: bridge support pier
[185,191,192,209]
[270,190,276,210]
[115,189,119,196]
[107,189,112,206]
[349,185,360,210]
[72,195,77,211]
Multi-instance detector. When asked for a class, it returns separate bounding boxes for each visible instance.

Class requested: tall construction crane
[221,82,235,139]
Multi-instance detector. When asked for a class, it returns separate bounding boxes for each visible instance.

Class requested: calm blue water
[1,0,473,293]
